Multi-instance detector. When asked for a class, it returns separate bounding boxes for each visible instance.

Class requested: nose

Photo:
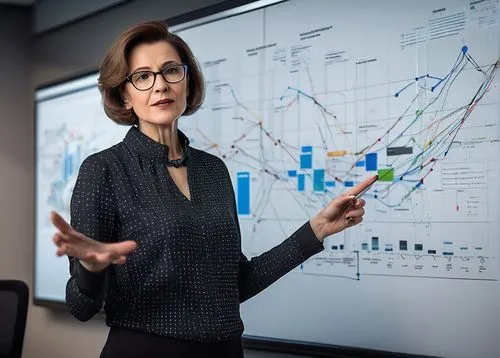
[153,73,169,92]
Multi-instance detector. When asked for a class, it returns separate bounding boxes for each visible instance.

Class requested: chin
[146,113,182,125]
[151,117,178,126]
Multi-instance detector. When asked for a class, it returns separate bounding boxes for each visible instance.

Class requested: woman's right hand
[50,211,137,273]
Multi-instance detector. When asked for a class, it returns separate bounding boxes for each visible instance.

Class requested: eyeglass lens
[131,65,185,90]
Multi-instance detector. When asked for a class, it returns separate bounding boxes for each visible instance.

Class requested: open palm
[50,211,137,272]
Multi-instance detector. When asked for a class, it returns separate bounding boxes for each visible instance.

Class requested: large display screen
[35,1,500,357]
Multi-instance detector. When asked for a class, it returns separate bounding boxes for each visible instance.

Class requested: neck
[138,121,183,160]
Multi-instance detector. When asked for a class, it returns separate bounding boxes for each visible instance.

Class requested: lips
[153,99,174,106]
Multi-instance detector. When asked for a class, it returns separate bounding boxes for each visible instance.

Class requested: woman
[50,21,373,358]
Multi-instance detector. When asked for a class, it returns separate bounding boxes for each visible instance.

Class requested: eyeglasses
[125,64,188,91]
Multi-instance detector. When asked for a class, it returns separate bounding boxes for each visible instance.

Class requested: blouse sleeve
[224,166,325,303]
[65,154,117,321]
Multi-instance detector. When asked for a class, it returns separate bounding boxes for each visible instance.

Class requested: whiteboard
[33,0,500,357]
[175,1,500,357]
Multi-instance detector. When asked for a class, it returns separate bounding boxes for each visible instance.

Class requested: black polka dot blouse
[66,126,324,343]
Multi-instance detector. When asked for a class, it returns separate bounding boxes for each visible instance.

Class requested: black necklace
[166,154,187,168]
[165,131,190,168]
[165,142,188,168]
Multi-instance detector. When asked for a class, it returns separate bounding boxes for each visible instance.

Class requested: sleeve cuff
[293,221,325,259]
[74,260,106,298]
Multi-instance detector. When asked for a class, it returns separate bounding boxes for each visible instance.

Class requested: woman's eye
[165,67,179,74]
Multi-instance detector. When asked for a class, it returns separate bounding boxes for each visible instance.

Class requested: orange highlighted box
[327,150,348,157]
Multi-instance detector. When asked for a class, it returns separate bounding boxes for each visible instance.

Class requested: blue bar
[288,170,297,177]
[361,243,368,250]
[344,181,354,187]
[313,169,325,191]
[300,154,312,169]
[372,237,379,251]
[68,155,73,179]
[356,160,365,167]
[74,145,81,173]
[298,174,305,192]
[365,153,378,171]
[300,146,313,169]
[63,145,69,181]
[325,181,335,187]
[237,172,250,215]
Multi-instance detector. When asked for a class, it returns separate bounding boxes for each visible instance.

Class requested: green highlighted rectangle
[378,168,394,182]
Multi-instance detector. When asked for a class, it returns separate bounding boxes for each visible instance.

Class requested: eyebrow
[130,60,181,73]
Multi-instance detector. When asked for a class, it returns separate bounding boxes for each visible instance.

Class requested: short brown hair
[98,21,205,125]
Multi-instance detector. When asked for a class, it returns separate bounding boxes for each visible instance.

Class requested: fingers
[55,243,81,258]
[50,211,73,234]
[345,207,365,221]
[86,252,129,266]
[354,198,366,208]
[111,256,128,265]
[53,231,92,259]
[333,194,357,209]
[53,233,73,257]
[81,251,117,265]
[346,175,378,197]
[56,245,67,257]
[52,232,67,247]
[346,216,363,227]
[107,242,137,265]
[109,241,138,256]
[51,214,137,265]
[81,242,137,264]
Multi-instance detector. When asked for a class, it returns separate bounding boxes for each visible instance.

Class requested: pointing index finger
[346,175,378,198]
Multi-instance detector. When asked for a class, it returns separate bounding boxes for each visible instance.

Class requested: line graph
[174,2,500,356]
[182,41,499,281]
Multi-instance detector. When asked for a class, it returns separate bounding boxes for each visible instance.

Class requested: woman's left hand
[309,175,376,242]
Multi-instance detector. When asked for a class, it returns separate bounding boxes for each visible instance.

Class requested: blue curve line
[281,86,321,106]
[280,86,336,119]
[394,46,468,97]
[282,86,311,99]
[394,74,444,97]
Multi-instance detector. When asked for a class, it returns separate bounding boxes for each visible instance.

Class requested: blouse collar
[123,126,191,166]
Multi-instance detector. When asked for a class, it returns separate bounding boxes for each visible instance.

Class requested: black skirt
[99,327,244,358]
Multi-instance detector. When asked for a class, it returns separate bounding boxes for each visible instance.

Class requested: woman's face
[123,41,188,129]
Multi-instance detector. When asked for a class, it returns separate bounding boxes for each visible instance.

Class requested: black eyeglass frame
[125,64,188,91]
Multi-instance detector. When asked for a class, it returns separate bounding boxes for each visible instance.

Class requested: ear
[122,94,132,110]
[120,88,133,110]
